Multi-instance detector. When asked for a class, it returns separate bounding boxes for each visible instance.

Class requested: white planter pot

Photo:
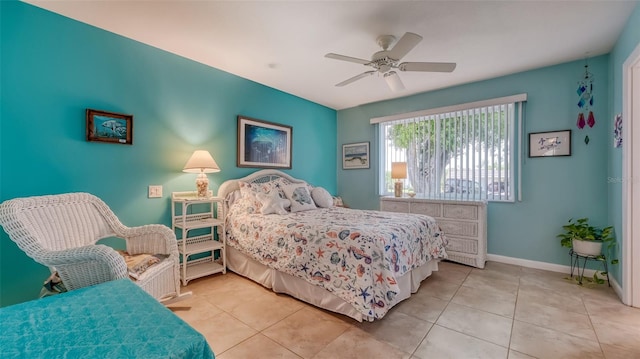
[572,239,603,257]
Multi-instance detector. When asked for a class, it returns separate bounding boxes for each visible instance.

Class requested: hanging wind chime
[577,60,595,144]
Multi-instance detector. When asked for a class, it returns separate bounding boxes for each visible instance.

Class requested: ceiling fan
[325,32,456,92]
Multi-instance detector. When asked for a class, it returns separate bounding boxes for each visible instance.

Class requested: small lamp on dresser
[183,150,220,197]
[391,162,407,197]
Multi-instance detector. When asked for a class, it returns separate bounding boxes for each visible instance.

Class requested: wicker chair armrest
[43,244,128,277]
[40,245,128,290]
[43,244,122,265]
[120,224,178,257]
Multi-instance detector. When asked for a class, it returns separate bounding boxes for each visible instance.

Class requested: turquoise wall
[607,4,640,282]
[0,2,336,306]
[338,56,612,268]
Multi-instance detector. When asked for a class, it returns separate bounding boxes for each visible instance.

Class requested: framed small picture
[343,142,370,169]
[237,115,292,168]
[613,113,622,148]
[529,130,571,157]
[86,109,133,145]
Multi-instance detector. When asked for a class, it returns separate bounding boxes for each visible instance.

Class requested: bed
[0,279,214,359]
[218,169,448,322]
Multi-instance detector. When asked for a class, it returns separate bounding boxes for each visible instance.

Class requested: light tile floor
[168,261,640,358]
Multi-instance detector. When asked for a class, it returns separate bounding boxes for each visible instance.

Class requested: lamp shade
[391,162,407,179]
[183,150,220,173]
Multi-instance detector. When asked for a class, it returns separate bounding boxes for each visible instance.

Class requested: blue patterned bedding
[226,205,448,319]
[0,279,214,359]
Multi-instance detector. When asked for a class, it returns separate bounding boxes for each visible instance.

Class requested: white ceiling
[26,0,637,110]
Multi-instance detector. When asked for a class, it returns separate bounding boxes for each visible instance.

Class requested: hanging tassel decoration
[576,60,594,130]
[577,89,586,108]
[577,113,586,129]
[587,111,595,128]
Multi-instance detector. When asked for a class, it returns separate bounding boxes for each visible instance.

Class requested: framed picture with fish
[86,109,133,145]
[342,142,369,169]
[237,115,292,168]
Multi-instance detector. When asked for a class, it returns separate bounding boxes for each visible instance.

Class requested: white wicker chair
[0,192,189,303]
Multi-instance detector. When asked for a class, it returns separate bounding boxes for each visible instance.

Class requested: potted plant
[557,217,618,284]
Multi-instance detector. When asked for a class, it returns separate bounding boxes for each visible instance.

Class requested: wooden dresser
[380,197,487,268]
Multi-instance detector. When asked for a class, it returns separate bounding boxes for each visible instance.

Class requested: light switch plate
[148,185,163,198]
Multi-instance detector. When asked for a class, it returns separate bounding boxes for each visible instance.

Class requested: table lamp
[183,150,220,197]
[391,162,407,197]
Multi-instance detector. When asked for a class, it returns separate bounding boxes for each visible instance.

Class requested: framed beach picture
[529,130,571,157]
[86,109,133,145]
[237,115,292,168]
[343,142,370,169]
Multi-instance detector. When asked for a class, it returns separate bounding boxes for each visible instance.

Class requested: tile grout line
[200,284,307,357]
[406,270,466,359]
[584,294,608,359]
[508,275,521,357]
[444,268,514,355]
[233,300,307,356]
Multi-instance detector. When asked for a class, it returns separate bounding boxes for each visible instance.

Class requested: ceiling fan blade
[384,71,405,92]
[387,32,422,60]
[335,71,376,87]
[325,53,370,65]
[399,62,457,72]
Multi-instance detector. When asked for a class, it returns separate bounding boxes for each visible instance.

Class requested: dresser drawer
[380,200,409,213]
[446,237,478,254]
[410,202,441,217]
[443,204,478,220]
[438,220,478,237]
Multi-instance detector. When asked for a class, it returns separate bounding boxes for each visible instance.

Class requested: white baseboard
[487,254,623,299]
[610,275,623,299]
[487,254,572,274]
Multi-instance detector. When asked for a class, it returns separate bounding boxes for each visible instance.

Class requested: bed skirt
[226,246,440,322]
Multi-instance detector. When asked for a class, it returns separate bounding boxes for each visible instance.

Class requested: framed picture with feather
[529,130,571,157]
[342,142,370,169]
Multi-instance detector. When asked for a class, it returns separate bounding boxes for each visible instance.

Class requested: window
[372,95,526,202]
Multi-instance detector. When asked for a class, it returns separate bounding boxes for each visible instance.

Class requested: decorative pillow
[256,192,291,215]
[333,196,345,207]
[232,195,261,214]
[311,187,334,208]
[283,183,317,212]
[237,180,278,212]
[236,181,258,209]
[226,189,243,207]
[240,179,286,197]
[117,250,168,280]
[42,272,67,295]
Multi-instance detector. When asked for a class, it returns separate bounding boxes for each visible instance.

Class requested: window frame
[372,95,526,202]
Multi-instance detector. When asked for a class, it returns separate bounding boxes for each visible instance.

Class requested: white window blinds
[373,94,526,202]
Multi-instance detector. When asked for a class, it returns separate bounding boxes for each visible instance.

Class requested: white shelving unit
[171,191,226,285]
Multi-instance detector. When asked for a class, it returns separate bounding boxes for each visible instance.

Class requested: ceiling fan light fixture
[384,71,405,92]
[376,35,396,50]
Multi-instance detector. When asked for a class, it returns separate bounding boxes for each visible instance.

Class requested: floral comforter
[226,205,448,319]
